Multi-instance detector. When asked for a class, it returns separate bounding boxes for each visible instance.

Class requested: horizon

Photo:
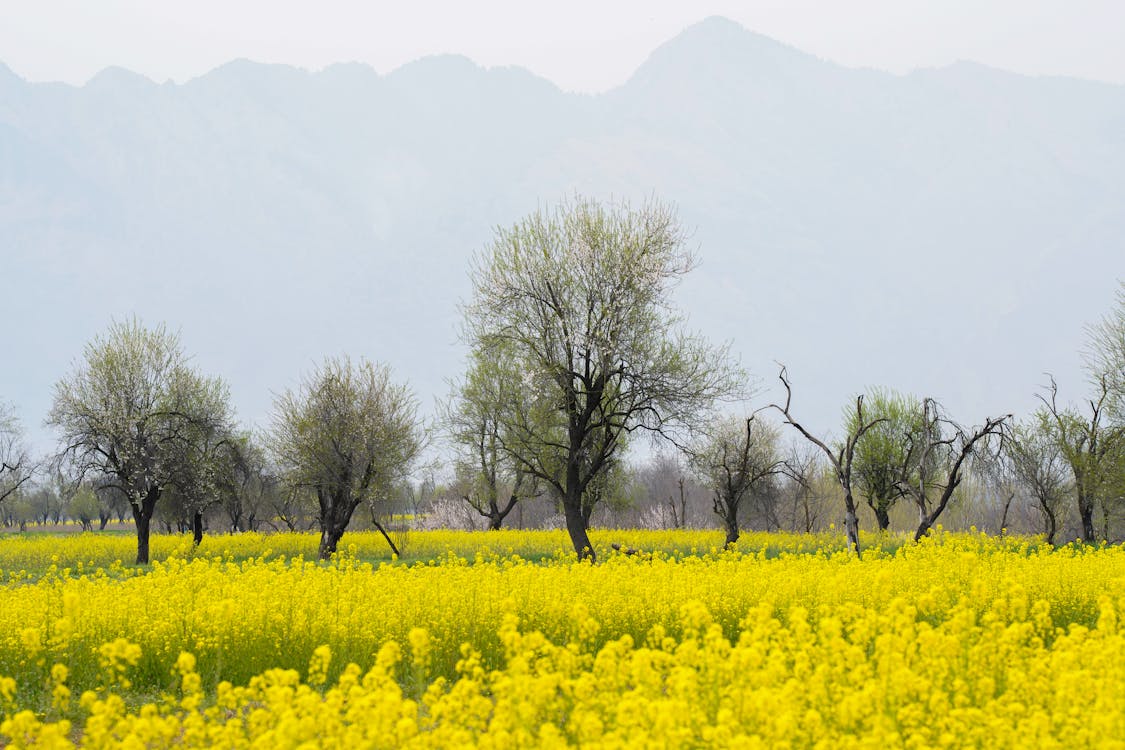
[4,4,1125,91]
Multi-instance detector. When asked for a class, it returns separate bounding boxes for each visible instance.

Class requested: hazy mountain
[3,16,1123,453]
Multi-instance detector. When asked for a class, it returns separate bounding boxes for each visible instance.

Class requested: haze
[4,0,1125,91]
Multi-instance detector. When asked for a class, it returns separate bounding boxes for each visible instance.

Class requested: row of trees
[2,197,1122,561]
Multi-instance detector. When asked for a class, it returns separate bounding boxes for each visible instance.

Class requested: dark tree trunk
[872,504,891,532]
[563,481,595,561]
[724,515,739,546]
[843,492,861,556]
[192,511,204,546]
[1078,494,1096,542]
[134,509,151,564]
[1043,504,1057,546]
[317,490,362,561]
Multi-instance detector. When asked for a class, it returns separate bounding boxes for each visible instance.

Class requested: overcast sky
[3,0,1124,90]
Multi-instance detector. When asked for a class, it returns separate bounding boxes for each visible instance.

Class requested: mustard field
[1,530,1124,748]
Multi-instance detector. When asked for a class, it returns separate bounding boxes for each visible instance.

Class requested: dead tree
[768,367,884,555]
[892,398,1009,541]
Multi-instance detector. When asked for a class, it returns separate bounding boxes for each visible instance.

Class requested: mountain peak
[85,66,156,90]
[625,16,823,89]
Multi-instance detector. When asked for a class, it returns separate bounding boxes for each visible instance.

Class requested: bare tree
[1003,417,1070,544]
[0,402,35,506]
[891,398,1009,541]
[780,441,828,533]
[267,357,423,560]
[769,367,884,555]
[691,415,784,545]
[47,320,233,564]
[463,196,743,559]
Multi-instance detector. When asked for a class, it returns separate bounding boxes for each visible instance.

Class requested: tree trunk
[1078,494,1096,542]
[563,483,595,561]
[724,515,740,546]
[843,493,861,556]
[134,508,151,565]
[872,503,891,532]
[192,511,204,546]
[1043,504,1057,546]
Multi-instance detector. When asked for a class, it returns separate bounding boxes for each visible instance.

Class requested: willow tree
[441,351,538,531]
[48,320,232,563]
[850,388,923,531]
[463,196,742,560]
[268,357,422,560]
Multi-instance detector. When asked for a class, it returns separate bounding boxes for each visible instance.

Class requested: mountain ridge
[1,17,1122,456]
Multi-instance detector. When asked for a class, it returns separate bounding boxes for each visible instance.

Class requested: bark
[843,493,861,556]
[316,489,362,560]
[870,502,891,531]
[563,480,595,561]
[192,511,203,546]
[723,515,740,546]
[1078,492,1096,542]
[132,486,161,564]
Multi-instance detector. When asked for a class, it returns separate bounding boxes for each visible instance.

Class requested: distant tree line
[1,196,1122,560]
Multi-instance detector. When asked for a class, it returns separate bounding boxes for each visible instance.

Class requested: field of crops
[1,529,1123,748]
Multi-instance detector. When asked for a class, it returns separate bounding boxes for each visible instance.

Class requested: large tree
[691,415,783,545]
[267,356,423,560]
[47,320,233,563]
[463,196,742,560]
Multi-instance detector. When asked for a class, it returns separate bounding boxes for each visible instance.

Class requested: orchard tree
[464,196,742,560]
[268,356,423,560]
[1038,375,1123,542]
[691,415,784,545]
[1004,417,1069,544]
[0,403,34,506]
[851,389,924,531]
[442,352,538,530]
[48,320,233,563]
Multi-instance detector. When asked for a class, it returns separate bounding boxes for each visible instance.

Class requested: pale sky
[2,0,1124,90]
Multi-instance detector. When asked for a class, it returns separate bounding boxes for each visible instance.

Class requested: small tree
[463,196,742,559]
[0,403,34,506]
[1038,375,1123,542]
[69,484,101,532]
[1085,280,1125,417]
[48,320,233,564]
[268,357,423,560]
[691,415,783,545]
[1004,417,1070,544]
[442,352,538,530]
[850,389,923,531]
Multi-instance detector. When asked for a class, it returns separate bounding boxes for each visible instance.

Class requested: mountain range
[3,16,1124,454]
